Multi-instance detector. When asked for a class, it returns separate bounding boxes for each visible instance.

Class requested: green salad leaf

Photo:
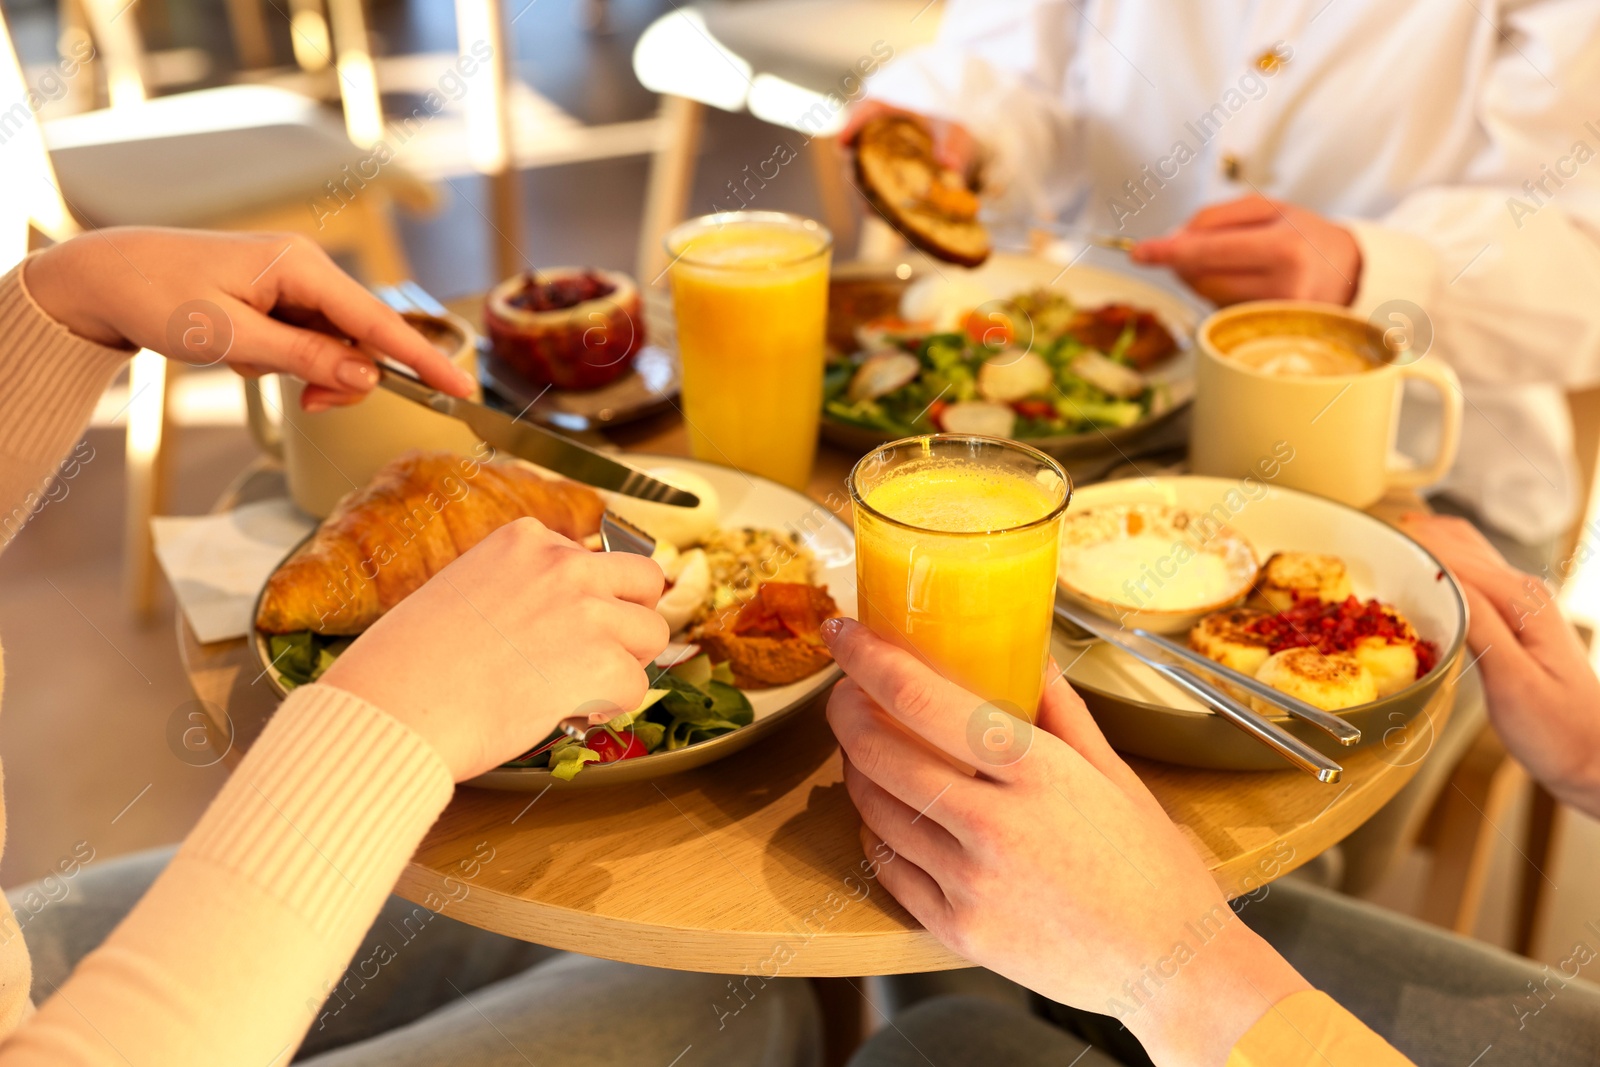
[823,289,1163,440]
[263,632,757,779]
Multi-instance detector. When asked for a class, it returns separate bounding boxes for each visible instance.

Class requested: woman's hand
[1130,195,1361,307]
[23,227,475,411]
[1403,514,1600,817]
[822,619,1308,1067]
[320,518,670,781]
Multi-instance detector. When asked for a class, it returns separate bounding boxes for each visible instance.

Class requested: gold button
[1255,47,1287,75]
[1222,153,1242,181]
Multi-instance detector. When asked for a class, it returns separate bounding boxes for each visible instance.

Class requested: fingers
[843,757,966,877]
[270,243,475,397]
[233,313,380,406]
[1185,195,1282,231]
[827,680,980,831]
[589,551,667,608]
[822,618,1017,777]
[858,825,952,935]
[1402,514,1575,653]
[1034,670,1156,809]
[1132,227,1288,275]
[590,598,671,665]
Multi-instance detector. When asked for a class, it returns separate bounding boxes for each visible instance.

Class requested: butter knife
[377,366,699,507]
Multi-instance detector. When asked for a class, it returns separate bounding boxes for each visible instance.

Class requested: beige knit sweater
[0,260,457,1064]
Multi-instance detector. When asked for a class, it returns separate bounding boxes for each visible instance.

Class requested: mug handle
[1385,358,1463,490]
[242,377,284,460]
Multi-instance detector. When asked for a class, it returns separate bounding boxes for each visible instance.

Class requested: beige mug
[1190,301,1462,509]
[245,311,485,517]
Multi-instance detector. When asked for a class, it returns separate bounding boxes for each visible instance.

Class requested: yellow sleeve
[1227,990,1414,1067]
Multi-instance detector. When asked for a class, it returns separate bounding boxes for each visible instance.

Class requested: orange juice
[851,437,1070,718]
[667,213,832,490]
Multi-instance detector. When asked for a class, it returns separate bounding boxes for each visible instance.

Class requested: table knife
[377,365,699,507]
[1054,598,1343,783]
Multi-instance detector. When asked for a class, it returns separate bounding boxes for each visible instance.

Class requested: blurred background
[1,0,1597,988]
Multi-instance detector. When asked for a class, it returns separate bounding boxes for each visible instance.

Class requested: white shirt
[867,0,1600,544]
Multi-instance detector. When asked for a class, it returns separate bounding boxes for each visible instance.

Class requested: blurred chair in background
[7,0,438,616]
[631,0,943,281]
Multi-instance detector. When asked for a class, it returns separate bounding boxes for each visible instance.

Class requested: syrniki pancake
[1254,551,1353,613]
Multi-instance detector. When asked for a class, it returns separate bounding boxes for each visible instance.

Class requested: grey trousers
[850,879,1600,1067]
[14,846,821,1066]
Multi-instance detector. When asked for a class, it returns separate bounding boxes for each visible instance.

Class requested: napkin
[152,499,315,643]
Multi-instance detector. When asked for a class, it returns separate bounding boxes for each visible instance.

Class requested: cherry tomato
[584,727,647,762]
[962,308,1014,347]
[1011,399,1057,422]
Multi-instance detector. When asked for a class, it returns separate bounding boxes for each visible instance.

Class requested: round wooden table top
[178,416,1457,977]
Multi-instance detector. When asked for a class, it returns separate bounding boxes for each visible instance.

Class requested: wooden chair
[41,0,439,615]
[630,0,945,279]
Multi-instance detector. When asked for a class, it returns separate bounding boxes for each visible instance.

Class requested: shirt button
[1221,153,1243,181]
[1255,47,1287,74]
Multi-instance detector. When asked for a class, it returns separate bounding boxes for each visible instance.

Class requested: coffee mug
[245,311,485,517]
[1190,301,1462,509]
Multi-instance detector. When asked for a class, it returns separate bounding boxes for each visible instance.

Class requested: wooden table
[179,412,1457,978]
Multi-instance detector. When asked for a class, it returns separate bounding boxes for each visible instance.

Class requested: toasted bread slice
[1252,648,1376,714]
[1254,552,1353,613]
[853,115,990,268]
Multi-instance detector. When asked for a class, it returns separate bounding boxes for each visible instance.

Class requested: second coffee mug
[245,311,484,517]
[1189,301,1462,509]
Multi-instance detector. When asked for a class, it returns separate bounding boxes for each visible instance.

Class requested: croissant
[256,450,604,635]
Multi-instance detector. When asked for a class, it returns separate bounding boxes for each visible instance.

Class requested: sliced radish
[848,351,921,402]
[977,349,1053,402]
[1070,351,1145,399]
[939,400,1017,439]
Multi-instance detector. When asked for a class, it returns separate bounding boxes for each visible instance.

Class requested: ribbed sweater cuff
[183,684,455,938]
[0,255,131,468]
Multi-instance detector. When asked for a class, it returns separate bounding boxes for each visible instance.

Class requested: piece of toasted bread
[1254,552,1353,613]
[1252,648,1376,714]
[853,115,990,268]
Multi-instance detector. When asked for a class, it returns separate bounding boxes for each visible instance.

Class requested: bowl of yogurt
[1057,503,1259,633]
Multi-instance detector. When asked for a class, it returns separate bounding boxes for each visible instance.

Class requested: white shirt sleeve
[1347,0,1600,390]
[866,0,1084,224]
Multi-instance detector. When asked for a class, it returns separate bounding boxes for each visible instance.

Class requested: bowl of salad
[822,255,1202,461]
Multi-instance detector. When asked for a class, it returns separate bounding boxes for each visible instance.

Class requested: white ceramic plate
[1054,476,1467,770]
[821,252,1208,462]
[254,456,855,790]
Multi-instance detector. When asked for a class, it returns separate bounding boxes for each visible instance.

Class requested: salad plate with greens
[252,455,855,791]
[821,255,1202,461]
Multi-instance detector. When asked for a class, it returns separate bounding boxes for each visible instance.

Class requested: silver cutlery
[1053,598,1343,782]
[600,511,657,556]
[1128,626,1361,745]
[376,365,699,508]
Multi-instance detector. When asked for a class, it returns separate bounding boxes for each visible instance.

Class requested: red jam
[507,270,616,312]
[1245,595,1439,679]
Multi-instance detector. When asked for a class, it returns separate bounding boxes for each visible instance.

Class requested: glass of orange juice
[665,211,832,490]
[849,435,1071,720]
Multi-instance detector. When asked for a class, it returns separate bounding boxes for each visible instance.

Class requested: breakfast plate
[1053,476,1467,771]
[251,455,856,790]
[820,252,1207,463]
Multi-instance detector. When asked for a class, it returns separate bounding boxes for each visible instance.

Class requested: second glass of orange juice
[665,211,832,490]
[850,435,1071,720]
